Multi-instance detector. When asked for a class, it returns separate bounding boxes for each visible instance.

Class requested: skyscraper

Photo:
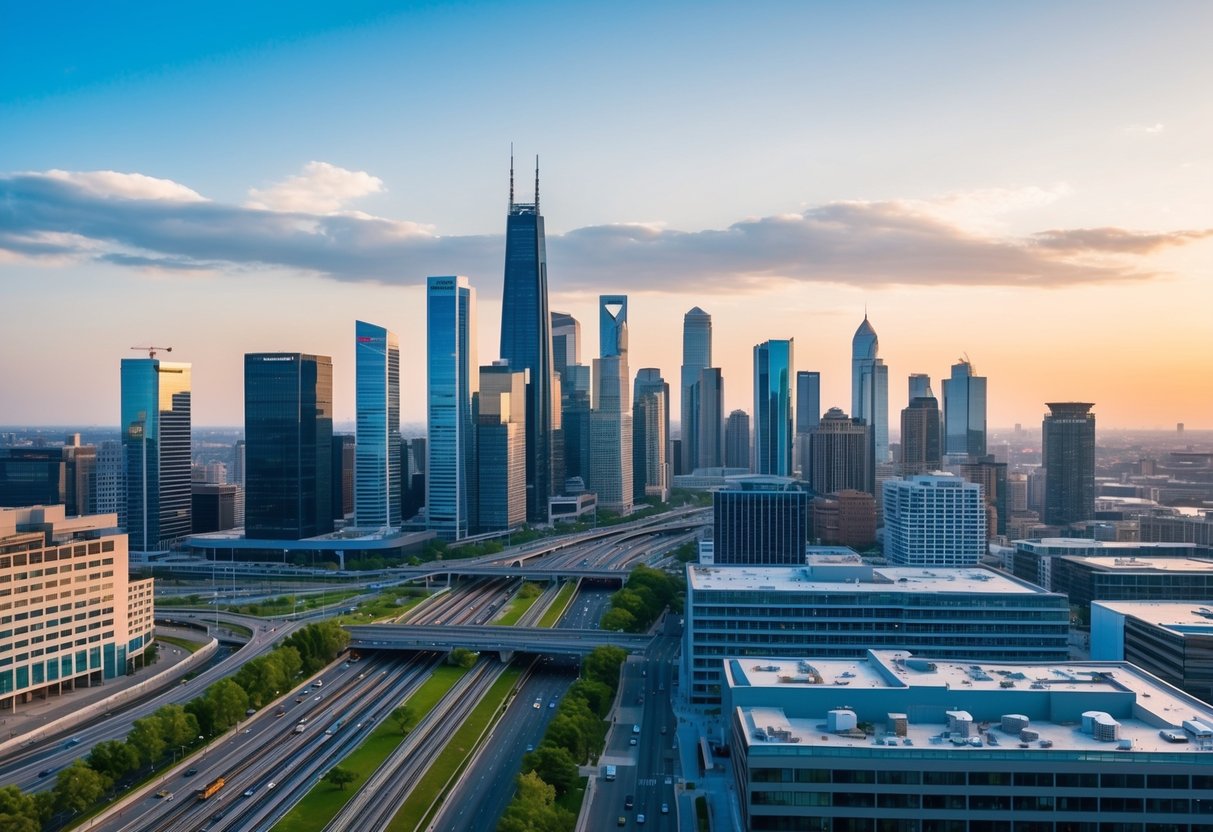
[753,339,794,477]
[851,315,889,463]
[883,474,986,566]
[1043,402,1096,527]
[908,373,934,402]
[428,276,477,540]
[680,307,712,474]
[589,295,632,513]
[121,357,192,551]
[354,320,401,529]
[697,368,725,469]
[724,409,751,471]
[900,396,942,476]
[809,407,872,495]
[244,353,333,540]
[475,363,527,531]
[633,368,670,502]
[500,157,555,522]
[550,311,580,376]
[943,359,987,460]
[713,477,810,565]
[795,370,821,478]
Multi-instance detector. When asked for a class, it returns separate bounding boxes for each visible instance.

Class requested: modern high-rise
[92,440,125,521]
[724,409,751,471]
[883,473,986,566]
[354,320,401,530]
[851,315,889,463]
[680,307,712,474]
[899,395,942,476]
[475,362,527,531]
[560,363,592,487]
[427,276,477,540]
[808,407,872,495]
[589,295,632,513]
[632,368,669,502]
[331,434,355,521]
[907,372,933,401]
[713,476,810,565]
[1043,402,1096,526]
[794,371,820,479]
[500,158,555,522]
[696,368,725,469]
[943,359,987,459]
[960,454,1009,537]
[121,357,192,552]
[550,311,579,376]
[753,339,794,477]
[244,353,333,540]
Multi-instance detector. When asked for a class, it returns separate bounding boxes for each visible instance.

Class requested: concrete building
[331,434,355,521]
[1,506,154,710]
[724,648,1213,832]
[1092,601,1213,703]
[959,455,1008,538]
[1141,511,1213,551]
[713,476,810,565]
[684,559,1069,704]
[697,368,725,470]
[808,408,872,496]
[724,409,751,472]
[1010,538,1199,591]
[811,489,877,549]
[883,474,986,567]
[899,396,941,476]
[794,370,820,480]
[1051,555,1213,617]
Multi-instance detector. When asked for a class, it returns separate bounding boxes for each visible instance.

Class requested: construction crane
[131,345,173,359]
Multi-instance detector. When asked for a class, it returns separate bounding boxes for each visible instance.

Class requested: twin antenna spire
[508,144,539,212]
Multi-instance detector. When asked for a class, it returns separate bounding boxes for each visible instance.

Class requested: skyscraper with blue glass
[121,357,192,552]
[753,339,794,477]
[355,320,401,530]
[943,359,987,460]
[680,307,712,474]
[501,158,556,520]
[427,276,477,540]
[851,315,889,463]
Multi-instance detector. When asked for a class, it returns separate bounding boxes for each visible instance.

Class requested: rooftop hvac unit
[1183,719,1213,738]
[1001,714,1030,734]
[888,713,908,737]
[946,710,974,737]
[827,709,858,733]
[1020,729,1040,742]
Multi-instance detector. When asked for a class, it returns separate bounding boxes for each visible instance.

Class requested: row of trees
[497,646,627,832]
[0,621,350,831]
[600,564,684,633]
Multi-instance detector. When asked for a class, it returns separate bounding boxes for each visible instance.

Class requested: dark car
[184,768,198,777]
[38,768,55,778]
[625,794,634,810]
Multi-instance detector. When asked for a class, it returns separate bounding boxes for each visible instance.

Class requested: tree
[207,677,251,733]
[448,647,478,668]
[567,679,613,717]
[0,785,40,832]
[600,607,636,632]
[391,704,416,735]
[583,646,626,691]
[53,760,107,815]
[324,767,357,791]
[497,771,575,832]
[522,744,578,797]
[128,716,167,767]
[155,703,201,748]
[543,714,588,763]
[87,740,140,782]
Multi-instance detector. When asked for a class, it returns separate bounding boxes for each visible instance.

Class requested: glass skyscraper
[244,353,333,540]
[354,320,401,530]
[851,315,889,464]
[943,359,988,459]
[428,275,477,540]
[632,368,670,502]
[680,307,712,474]
[1043,402,1096,526]
[121,358,192,551]
[753,339,794,477]
[589,295,632,513]
[500,159,555,520]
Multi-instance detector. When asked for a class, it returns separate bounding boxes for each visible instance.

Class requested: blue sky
[2,1,1211,428]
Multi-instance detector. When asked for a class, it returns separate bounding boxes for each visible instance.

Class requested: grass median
[155,634,206,653]
[492,582,543,626]
[387,665,522,832]
[535,580,577,628]
[271,663,466,832]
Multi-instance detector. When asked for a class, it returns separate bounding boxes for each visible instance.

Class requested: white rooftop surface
[688,564,1044,594]
[1020,537,1196,550]
[1064,556,1213,572]
[731,650,1213,754]
[1095,600,1213,634]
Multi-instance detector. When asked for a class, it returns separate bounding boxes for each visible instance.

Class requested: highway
[347,623,653,657]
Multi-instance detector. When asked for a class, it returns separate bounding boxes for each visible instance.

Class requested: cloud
[1124,123,1166,135]
[247,161,385,213]
[1,167,1208,295]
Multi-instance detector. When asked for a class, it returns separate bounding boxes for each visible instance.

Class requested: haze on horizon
[1,1,1210,431]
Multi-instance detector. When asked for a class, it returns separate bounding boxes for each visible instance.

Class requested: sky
[2,1,1211,431]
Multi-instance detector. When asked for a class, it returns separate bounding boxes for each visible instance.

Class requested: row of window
[751,816,1213,832]
[751,769,1205,790]
[754,791,1201,814]
[0,539,115,569]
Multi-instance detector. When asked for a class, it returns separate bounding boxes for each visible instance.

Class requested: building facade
[811,489,877,549]
[808,408,872,495]
[942,359,988,460]
[754,339,794,477]
[724,409,751,471]
[697,368,725,470]
[354,320,402,530]
[851,315,888,464]
[899,396,942,477]
[713,476,810,565]
[795,370,821,479]
[1043,402,1096,526]
[883,474,987,567]
[1092,600,1213,703]
[475,363,527,531]
[427,276,477,540]
[680,307,712,475]
[632,368,670,502]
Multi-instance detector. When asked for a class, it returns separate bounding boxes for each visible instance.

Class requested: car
[617,818,627,828]
[629,737,638,746]
[244,788,256,797]
[314,694,323,701]
[532,700,541,710]
[38,768,55,778]
[184,768,198,777]
[295,697,305,703]
[155,790,173,799]
[625,795,634,810]
[63,737,81,749]
[211,810,226,822]
[525,743,534,752]
[267,781,277,790]
[633,724,641,734]
[637,814,646,825]
[661,803,669,814]
[548,700,556,709]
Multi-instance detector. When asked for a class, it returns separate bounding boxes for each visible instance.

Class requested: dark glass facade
[0,448,67,508]
[754,339,794,476]
[1043,402,1096,526]
[244,353,333,540]
[714,481,810,565]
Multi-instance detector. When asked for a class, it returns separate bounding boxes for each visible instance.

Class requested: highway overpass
[346,624,653,660]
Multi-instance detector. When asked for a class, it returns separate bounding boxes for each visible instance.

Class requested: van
[632,724,641,734]
[604,764,617,781]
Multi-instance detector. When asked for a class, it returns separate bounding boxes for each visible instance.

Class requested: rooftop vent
[827,709,858,733]
[1001,714,1030,734]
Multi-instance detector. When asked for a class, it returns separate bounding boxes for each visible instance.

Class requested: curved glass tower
[851,314,889,464]
[355,320,401,529]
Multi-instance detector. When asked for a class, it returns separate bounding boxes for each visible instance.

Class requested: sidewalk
[670,664,743,832]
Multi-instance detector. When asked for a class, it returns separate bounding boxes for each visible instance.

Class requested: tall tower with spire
[500,152,557,521]
[851,314,889,464]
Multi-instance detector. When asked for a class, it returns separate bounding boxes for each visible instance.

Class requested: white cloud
[1124,123,1166,135]
[247,161,385,213]
[40,169,206,202]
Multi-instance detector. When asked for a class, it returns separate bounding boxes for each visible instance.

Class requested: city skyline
[3,3,1212,430]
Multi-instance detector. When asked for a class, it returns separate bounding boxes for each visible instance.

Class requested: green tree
[155,703,201,748]
[323,766,357,791]
[583,646,627,692]
[207,677,251,733]
[0,785,40,832]
[567,679,613,717]
[87,739,140,782]
[600,607,636,632]
[391,704,416,735]
[128,715,167,766]
[543,714,588,762]
[448,647,478,668]
[53,760,108,815]
[522,744,579,797]
[497,771,575,832]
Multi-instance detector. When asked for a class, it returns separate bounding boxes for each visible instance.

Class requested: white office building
[883,474,986,566]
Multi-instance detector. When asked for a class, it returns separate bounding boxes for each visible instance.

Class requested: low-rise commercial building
[1050,555,1213,616]
[1092,600,1213,703]
[1011,538,1199,591]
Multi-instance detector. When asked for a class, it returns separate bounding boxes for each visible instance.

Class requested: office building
[907,372,933,401]
[684,559,1069,704]
[121,357,192,552]
[883,474,987,567]
[91,440,125,522]
[943,359,987,460]
[811,489,877,549]
[1141,512,1213,551]
[713,476,810,565]
[1092,601,1213,702]
[724,409,750,471]
[0,506,154,709]
[244,353,333,540]
[500,158,555,522]
[808,408,872,495]
[680,307,712,475]
[1010,538,1198,591]
[724,648,1213,832]
[427,275,477,540]
[697,368,725,469]
[232,439,246,487]
[1043,402,1096,526]
[959,454,1008,537]
[794,370,820,478]
[331,435,355,521]
[1052,556,1213,617]
[632,368,669,502]
[851,314,888,463]
[475,362,527,531]
[560,363,592,487]
[0,441,94,515]
[589,296,632,513]
[753,339,794,477]
[899,395,942,476]
[191,482,240,533]
[550,311,579,376]
[354,320,401,530]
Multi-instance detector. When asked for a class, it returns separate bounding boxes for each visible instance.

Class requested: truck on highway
[196,777,225,801]
[604,764,617,781]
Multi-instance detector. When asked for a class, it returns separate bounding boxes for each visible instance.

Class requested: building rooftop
[1060,555,1213,573]
[688,563,1046,594]
[1016,537,1199,554]
[1094,600,1213,635]
[727,650,1213,756]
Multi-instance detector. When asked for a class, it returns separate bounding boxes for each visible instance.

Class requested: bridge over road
[346,624,653,661]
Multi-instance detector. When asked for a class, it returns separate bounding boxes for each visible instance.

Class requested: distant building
[851,315,888,463]
[331,435,355,521]
[899,396,942,476]
[550,310,580,375]
[1052,555,1213,615]
[232,439,246,487]
[696,368,725,469]
[192,482,240,533]
[588,296,632,513]
[1092,601,1213,702]
[753,339,794,476]
[1140,512,1213,551]
[883,474,986,566]
[1043,402,1096,526]
[942,359,987,460]
[475,363,527,531]
[91,440,125,522]
[724,409,751,471]
[1010,538,1199,590]
[794,370,820,479]
[811,489,877,549]
[354,320,401,530]
[0,448,68,511]
[427,275,477,540]
[959,454,1008,537]
[713,476,810,565]
[808,407,871,495]
[633,368,670,502]
[680,307,712,475]
[907,372,933,401]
